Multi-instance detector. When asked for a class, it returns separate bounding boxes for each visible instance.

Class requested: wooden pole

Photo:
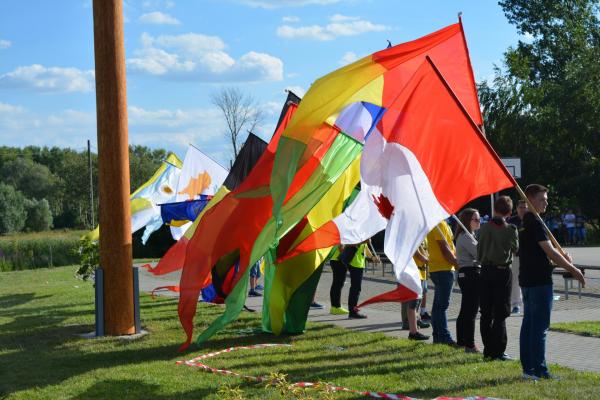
[92,0,134,335]
[425,56,569,258]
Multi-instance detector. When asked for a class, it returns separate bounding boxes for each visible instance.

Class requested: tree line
[0,145,166,234]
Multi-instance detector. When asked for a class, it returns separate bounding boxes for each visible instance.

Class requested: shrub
[24,198,53,232]
[0,236,80,271]
[0,183,27,234]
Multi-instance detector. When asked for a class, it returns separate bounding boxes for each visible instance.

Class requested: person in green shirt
[329,239,379,319]
[477,195,518,361]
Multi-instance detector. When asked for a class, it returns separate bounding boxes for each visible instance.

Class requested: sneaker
[348,312,367,319]
[539,373,561,381]
[490,353,513,361]
[420,312,431,322]
[522,373,539,381]
[248,290,262,297]
[401,322,410,330]
[255,284,264,290]
[417,319,431,329]
[511,306,521,314]
[330,306,349,315]
[408,332,430,341]
[310,302,324,309]
[464,345,481,354]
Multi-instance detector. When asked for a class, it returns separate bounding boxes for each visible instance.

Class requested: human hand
[572,267,585,288]
[564,252,573,263]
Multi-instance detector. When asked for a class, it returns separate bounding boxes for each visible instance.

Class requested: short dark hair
[494,195,513,216]
[524,184,548,200]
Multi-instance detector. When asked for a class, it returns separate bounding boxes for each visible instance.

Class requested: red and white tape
[177,343,501,400]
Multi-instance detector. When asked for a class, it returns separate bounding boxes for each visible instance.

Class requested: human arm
[539,241,585,287]
[437,240,458,267]
[413,247,429,265]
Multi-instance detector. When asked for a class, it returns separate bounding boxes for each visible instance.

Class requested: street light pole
[92,0,134,335]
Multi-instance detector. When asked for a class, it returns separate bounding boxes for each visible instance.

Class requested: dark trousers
[520,284,553,377]
[479,265,512,358]
[456,267,481,348]
[329,259,364,311]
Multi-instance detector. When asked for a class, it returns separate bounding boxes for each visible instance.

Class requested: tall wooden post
[92,0,134,335]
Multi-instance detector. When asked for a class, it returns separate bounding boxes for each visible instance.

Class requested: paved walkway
[137,246,600,372]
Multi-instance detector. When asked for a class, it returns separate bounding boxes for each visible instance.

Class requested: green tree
[0,184,27,234]
[0,157,59,201]
[481,0,600,218]
[24,198,53,232]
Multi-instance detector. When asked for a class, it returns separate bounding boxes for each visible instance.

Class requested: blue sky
[0,0,527,165]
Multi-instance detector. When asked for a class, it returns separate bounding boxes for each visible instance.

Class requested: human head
[494,196,513,218]
[456,208,480,236]
[516,199,528,219]
[524,184,549,214]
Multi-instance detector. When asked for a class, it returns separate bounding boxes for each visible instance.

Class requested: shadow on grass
[69,379,215,400]
[0,292,52,309]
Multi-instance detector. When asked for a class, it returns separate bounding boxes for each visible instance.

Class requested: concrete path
[137,246,600,372]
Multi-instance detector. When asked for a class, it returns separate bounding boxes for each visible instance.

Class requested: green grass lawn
[0,229,88,242]
[1,267,600,400]
[550,321,600,338]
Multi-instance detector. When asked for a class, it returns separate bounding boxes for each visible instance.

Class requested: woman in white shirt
[455,208,481,352]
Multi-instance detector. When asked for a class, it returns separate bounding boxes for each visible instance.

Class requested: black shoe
[310,302,324,309]
[417,319,431,328]
[420,312,431,322]
[248,290,262,297]
[408,332,429,341]
[539,373,561,380]
[348,312,367,319]
[487,353,513,361]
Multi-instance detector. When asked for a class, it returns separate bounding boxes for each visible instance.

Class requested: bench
[554,265,600,299]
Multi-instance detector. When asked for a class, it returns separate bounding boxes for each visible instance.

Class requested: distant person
[563,209,576,244]
[507,200,528,314]
[455,208,481,353]
[477,196,518,361]
[248,259,262,297]
[575,210,586,245]
[427,220,458,345]
[519,184,585,380]
[401,239,430,341]
[329,240,379,319]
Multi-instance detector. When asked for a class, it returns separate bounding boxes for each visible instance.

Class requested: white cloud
[142,0,175,8]
[277,15,389,41]
[0,39,11,49]
[0,102,234,164]
[128,32,283,82]
[235,0,344,8]
[339,51,357,65]
[330,14,358,22]
[0,64,95,93]
[139,11,180,25]
[282,16,299,23]
[0,103,96,148]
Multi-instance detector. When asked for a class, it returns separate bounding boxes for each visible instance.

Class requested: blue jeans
[520,284,553,377]
[430,270,455,343]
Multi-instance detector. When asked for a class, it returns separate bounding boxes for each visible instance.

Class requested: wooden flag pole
[92,0,135,335]
[425,56,569,259]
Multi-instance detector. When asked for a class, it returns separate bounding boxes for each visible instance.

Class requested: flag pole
[425,56,568,258]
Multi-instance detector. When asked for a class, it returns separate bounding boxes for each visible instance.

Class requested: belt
[482,263,510,269]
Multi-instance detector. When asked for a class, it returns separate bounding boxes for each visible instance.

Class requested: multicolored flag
[144,133,268,276]
[160,195,213,227]
[84,153,182,242]
[279,57,515,302]
[270,20,483,234]
[170,145,228,240]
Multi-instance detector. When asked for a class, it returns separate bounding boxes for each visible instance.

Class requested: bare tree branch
[211,87,264,162]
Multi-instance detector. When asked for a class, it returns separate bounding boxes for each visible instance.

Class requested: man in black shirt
[519,184,585,380]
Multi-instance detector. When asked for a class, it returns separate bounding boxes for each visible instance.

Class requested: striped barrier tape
[177,343,502,400]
